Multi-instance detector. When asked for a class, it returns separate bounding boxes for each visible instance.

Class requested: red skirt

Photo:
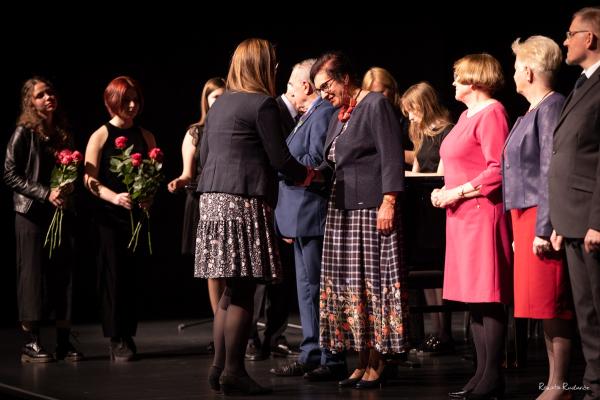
[511,207,572,319]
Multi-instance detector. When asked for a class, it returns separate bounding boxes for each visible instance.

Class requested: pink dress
[440,102,512,304]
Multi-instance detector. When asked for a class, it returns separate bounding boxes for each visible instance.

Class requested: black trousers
[97,222,139,338]
[565,239,600,398]
[15,211,74,322]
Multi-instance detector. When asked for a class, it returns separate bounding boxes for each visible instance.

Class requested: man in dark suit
[549,7,600,399]
[269,59,346,379]
[245,74,299,361]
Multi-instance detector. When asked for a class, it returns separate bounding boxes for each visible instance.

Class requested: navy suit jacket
[549,67,600,238]
[275,98,335,237]
[502,92,565,237]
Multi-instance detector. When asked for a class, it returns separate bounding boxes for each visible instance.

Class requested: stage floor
[0,316,586,399]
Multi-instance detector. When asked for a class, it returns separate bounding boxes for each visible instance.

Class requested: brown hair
[310,51,360,88]
[103,76,144,118]
[453,53,504,95]
[188,77,226,146]
[226,38,277,96]
[17,76,70,149]
[401,82,453,156]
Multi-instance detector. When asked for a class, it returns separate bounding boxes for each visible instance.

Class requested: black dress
[95,122,148,338]
[181,125,202,256]
[416,126,452,173]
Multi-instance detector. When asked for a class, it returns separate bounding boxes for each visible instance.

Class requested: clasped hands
[430,186,461,208]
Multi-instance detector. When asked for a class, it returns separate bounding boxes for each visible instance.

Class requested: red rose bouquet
[44,149,82,258]
[109,136,164,254]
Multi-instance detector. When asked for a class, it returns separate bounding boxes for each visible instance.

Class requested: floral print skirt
[320,185,409,354]
[194,193,281,281]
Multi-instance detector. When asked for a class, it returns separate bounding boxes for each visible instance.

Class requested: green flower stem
[44,209,59,248]
[58,209,63,247]
[146,210,153,255]
[128,220,142,251]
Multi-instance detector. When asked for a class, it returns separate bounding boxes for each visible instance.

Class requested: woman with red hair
[84,76,158,362]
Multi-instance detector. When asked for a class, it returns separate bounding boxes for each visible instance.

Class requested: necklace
[528,90,553,111]
[338,89,362,122]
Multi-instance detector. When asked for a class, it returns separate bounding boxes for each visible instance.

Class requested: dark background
[0,2,592,327]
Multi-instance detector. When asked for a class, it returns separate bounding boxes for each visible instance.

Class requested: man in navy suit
[549,7,600,399]
[270,59,346,379]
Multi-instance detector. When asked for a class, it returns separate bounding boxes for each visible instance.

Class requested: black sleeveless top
[96,123,148,224]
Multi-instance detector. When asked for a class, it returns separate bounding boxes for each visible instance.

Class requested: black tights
[212,279,256,376]
[465,303,506,394]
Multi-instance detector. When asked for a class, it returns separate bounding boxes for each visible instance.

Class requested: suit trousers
[565,239,600,398]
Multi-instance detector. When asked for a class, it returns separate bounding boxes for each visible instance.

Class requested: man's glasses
[565,30,590,39]
[315,78,334,95]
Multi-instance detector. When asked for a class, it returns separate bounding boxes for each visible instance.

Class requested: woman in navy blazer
[311,52,408,389]
[503,35,573,398]
[194,38,309,395]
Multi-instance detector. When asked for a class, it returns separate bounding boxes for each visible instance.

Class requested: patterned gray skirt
[194,193,281,281]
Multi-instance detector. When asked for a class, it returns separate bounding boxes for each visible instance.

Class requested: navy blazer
[322,92,404,210]
[275,98,335,237]
[549,67,600,237]
[502,92,565,237]
[197,91,306,208]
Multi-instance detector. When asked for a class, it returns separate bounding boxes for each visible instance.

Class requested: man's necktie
[574,73,588,92]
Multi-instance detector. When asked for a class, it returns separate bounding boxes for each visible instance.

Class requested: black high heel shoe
[208,365,223,392]
[354,367,388,389]
[339,369,365,388]
[219,374,272,395]
[448,388,471,398]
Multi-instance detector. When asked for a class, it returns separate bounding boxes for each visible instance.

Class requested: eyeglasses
[565,30,590,39]
[315,78,334,95]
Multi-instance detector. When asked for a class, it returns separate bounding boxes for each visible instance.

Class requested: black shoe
[245,342,268,361]
[208,365,223,391]
[448,389,471,398]
[109,338,134,362]
[21,342,54,363]
[304,365,348,382]
[55,342,85,362]
[123,336,137,355]
[219,374,272,395]
[338,369,365,388]
[270,361,315,377]
[355,366,388,389]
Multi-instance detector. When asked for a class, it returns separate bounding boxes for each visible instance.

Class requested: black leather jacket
[4,126,51,214]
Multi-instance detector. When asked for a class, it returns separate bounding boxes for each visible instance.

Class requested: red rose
[148,147,163,162]
[131,153,142,167]
[115,136,128,149]
[71,150,83,163]
[60,154,73,165]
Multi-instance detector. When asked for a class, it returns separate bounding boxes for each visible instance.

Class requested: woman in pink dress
[431,53,512,399]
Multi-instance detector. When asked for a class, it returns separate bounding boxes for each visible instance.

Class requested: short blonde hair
[362,67,400,107]
[453,53,504,94]
[512,36,562,82]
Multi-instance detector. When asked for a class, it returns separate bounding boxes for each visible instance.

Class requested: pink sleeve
[469,104,509,197]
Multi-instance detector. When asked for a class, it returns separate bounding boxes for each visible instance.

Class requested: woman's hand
[436,186,461,208]
[167,176,190,193]
[532,236,553,257]
[112,192,132,210]
[550,229,563,251]
[48,187,65,208]
[377,196,396,235]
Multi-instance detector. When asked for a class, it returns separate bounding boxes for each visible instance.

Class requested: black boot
[21,329,54,363]
[56,328,85,362]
